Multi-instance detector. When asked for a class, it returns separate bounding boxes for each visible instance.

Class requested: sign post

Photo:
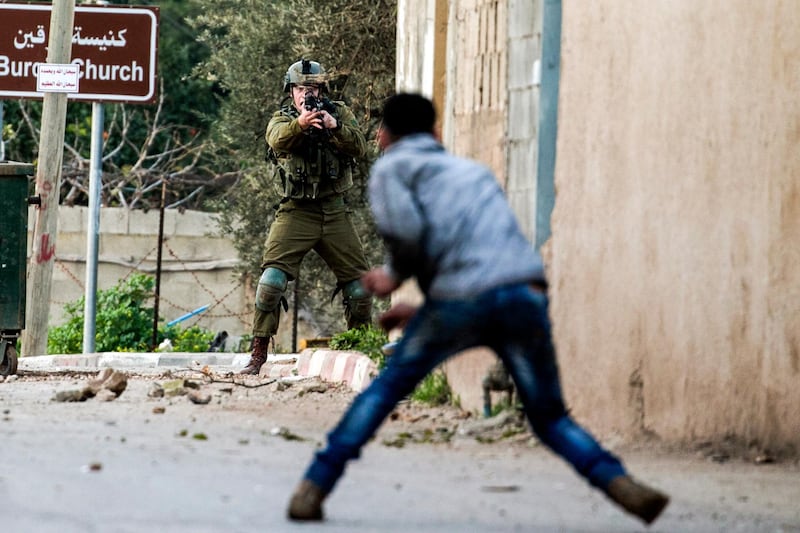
[5,3,160,357]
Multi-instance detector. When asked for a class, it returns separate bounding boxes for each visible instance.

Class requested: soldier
[240,59,372,375]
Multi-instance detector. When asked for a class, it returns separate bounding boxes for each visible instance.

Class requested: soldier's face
[292,84,321,111]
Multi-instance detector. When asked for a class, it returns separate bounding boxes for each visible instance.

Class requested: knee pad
[342,279,372,326]
[255,267,288,313]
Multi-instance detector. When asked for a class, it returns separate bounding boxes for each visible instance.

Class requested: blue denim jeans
[304,283,626,493]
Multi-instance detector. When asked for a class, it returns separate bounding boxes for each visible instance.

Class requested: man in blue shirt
[287,93,669,526]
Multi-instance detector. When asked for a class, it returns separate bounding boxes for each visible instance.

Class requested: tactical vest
[270,103,355,200]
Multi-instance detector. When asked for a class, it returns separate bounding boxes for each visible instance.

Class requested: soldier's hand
[298,108,323,130]
[319,110,338,130]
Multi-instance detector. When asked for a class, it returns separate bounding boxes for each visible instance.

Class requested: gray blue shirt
[368,133,546,299]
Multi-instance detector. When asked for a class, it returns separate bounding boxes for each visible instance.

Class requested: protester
[287,93,669,526]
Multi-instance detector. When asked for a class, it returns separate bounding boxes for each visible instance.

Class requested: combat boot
[606,475,669,525]
[238,336,269,375]
[287,479,327,521]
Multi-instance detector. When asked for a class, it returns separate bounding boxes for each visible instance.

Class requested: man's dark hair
[381,93,436,137]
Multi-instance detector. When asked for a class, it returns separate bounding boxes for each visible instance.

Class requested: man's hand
[297,109,337,131]
[297,108,324,130]
[319,110,338,130]
[378,303,419,332]
[361,267,400,298]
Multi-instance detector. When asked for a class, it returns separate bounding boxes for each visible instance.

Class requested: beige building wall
[551,1,800,453]
[505,0,541,243]
[396,0,448,114]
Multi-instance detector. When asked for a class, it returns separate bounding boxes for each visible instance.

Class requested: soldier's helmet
[283,59,327,92]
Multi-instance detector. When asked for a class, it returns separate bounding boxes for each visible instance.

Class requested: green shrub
[330,325,389,369]
[160,324,215,352]
[411,370,452,406]
[47,273,214,354]
[489,397,517,417]
[330,325,453,407]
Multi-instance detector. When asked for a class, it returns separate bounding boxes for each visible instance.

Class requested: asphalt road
[0,368,798,533]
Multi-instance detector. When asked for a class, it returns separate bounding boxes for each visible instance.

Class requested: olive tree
[192,0,396,335]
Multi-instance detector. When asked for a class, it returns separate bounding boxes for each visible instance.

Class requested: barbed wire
[49,241,252,331]
[163,242,246,323]
[55,260,85,292]
[45,227,360,336]
[122,243,160,281]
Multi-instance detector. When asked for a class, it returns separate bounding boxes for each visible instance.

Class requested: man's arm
[325,104,366,158]
[361,267,400,298]
[368,161,427,284]
[377,302,418,331]
[266,109,304,152]
[267,104,366,159]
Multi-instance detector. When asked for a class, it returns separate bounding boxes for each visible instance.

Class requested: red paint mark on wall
[36,233,55,263]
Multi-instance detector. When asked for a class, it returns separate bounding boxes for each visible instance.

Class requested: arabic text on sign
[12,25,130,52]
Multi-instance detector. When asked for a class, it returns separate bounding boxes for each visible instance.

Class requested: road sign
[0,4,159,104]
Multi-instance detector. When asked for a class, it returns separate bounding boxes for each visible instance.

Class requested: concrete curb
[294,349,377,392]
[18,348,378,392]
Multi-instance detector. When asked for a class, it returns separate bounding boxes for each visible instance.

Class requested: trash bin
[0,161,36,376]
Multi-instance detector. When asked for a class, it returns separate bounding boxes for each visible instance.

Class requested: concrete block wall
[29,206,253,340]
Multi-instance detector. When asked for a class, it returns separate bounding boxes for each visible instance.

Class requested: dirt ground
[2,368,799,532]
[4,365,800,469]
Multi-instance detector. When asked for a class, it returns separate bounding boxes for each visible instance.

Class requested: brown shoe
[606,475,669,525]
[238,336,269,375]
[287,479,327,521]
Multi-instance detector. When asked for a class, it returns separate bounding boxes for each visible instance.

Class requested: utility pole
[22,1,76,357]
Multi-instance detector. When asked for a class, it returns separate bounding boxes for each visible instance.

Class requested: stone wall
[398,0,542,413]
[28,206,255,345]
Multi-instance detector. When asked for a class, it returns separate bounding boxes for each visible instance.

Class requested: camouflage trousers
[251,196,370,338]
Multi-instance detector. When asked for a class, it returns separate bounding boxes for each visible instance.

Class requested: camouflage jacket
[266,101,367,200]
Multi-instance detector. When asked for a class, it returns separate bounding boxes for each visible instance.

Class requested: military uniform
[242,60,372,374]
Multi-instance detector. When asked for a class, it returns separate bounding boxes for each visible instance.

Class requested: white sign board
[35,63,80,93]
